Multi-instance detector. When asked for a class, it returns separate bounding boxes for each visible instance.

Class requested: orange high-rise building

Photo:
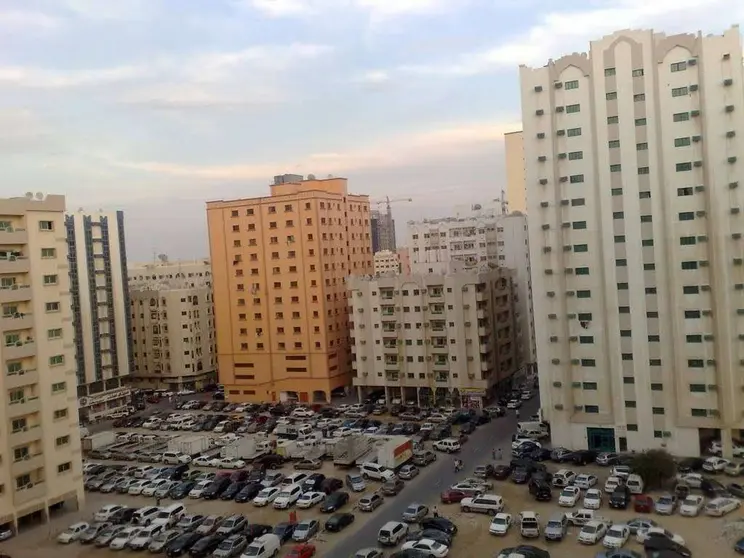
[207,175,372,403]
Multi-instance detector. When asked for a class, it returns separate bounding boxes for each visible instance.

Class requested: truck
[167,435,212,456]
[220,437,272,461]
[374,436,413,470]
[81,431,116,452]
[565,509,612,527]
[333,434,374,467]
[275,438,332,460]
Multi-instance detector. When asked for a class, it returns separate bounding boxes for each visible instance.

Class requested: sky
[1,0,743,259]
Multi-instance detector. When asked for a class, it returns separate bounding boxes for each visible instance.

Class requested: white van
[241,533,281,558]
[133,506,160,526]
[162,451,189,465]
[272,483,303,509]
[378,521,408,546]
[282,472,309,486]
[626,474,644,494]
[151,504,186,527]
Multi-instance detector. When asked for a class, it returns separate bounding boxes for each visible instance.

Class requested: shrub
[631,449,676,490]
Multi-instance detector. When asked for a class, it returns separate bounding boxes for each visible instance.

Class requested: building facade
[521,26,744,457]
[371,209,396,253]
[0,194,84,530]
[348,267,520,408]
[207,175,373,403]
[128,260,216,391]
[373,250,401,275]
[407,207,536,372]
[397,247,411,275]
[505,130,527,213]
[65,211,133,421]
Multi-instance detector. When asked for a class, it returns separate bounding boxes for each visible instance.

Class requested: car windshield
[659,497,673,505]
[561,489,573,497]
[493,518,507,525]
[406,506,418,514]
[608,527,624,536]
[583,526,597,534]
[278,492,291,499]
[259,489,273,497]
[204,517,217,526]
[350,475,362,483]
[296,524,309,532]
[244,547,261,557]
[99,528,116,537]
[683,497,698,505]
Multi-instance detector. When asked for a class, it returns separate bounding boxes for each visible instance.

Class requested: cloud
[0,64,147,89]
[59,0,154,20]
[399,0,744,76]
[245,0,316,17]
[0,109,55,154]
[118,83,287,110]
[354,70,391,84]
[244,0,451,19]
[0,10,60,30]
[104,118,520,180]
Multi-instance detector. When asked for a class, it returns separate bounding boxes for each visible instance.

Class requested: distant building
[65,210,133,422]
[373,250,401,275]
[397,247,411,275]
[371,209,396,252]
[504,131,527,213]
[128,259,216,390]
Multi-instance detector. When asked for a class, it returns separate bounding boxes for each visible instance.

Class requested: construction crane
[374,196,413,214]
[372,197,412,252]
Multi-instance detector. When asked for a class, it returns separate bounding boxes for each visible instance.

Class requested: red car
[285,543,316,558]
[633,494,654,513]
[440,489,467,504]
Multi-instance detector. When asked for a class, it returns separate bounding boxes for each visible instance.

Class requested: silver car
[402,503,429,523]
[212,534,248,558]
[148,529,181,553]
[654,494,678,515]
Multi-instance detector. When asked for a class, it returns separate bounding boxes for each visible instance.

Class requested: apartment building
[373,250,401,275]
[65,211,133,421]
[128,259,216,391]
[407,206,536,371]
[0,194,84,530]
[207,175,372,403]
[371,209,396,253]
[521,26,744,457]
[397,247,411,275]
[348,265,520,408]
[505,130,527,213]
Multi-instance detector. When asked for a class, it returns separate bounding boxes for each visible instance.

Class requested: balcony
[11,453,44,476]
[478,327,488,337]
[0,256,30,275]
[7,396,41,418]
[13,481,46,506]
[433,360,448,368]
[5,368,38,390]
[9,424,42,446]
[3,339,36,360]
[477,309,487,319]
[431,344,448,352]
[0,228,28,245]
[0,284,31,304]
[0,312,33,332]
[384,373,400,382]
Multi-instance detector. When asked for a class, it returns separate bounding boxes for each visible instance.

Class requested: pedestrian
[492,449,496,460]
[497,448,502,461]
[515,409,520,419]
[155,496,161,507]
[432,505,439,518]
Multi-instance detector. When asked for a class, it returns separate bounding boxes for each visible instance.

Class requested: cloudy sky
[1,0,742,259]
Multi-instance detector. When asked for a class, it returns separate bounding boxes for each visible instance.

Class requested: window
[567,127,582,137]
[569,174,584,183]
[574,244,589,252]
[634,93,645,101]
[608,140,620,148]
[617,282,628,290]
[672,86,689,97]
[576,290,591,298]
[691,408,707,417]
[572,221,587,229]
[611,188,623,196]
[604,68,616,76]
[620,330,631,337]
[671,61,687,72]
[57,462,72,474]
[680,236,696,246]
[622,353,633,360]
[38,221,53,231]
[651,383,663,391]
[625,401,637,408]
[45,302,60,313]
[582,382,598,390]
[607,116,619,124]
[673,112,690,122]
[638,167,650,175]
[610,164,622,172]
[688,359,704,368]
[564,80,579,90]
[53,408,68,419]
[648,334,660,341]
[614,235,625,243]
[675,137,691,147]
[613,211,624,219]
[679,211,695,221]
[676,162,692,172]
[584,405,599,414]
[52,381,66,393]
[636,142,648,150]
[652,407,665,415]
[571,198,585,206]
[43,274,57,285]
[640,215,652,223]
[606,91,618,100]
[643,263,656,271]
[568,151,583,160]
[635,118,647,126]
[47,328,62,340]
[566,104,580,113]
[55,435,70,446]
[684,310,701,318]
[687,334,703,343]
[623,377,635,384]
[41,248,56,259]
[576,267,590,275]
[639,191,651,199]
[678,187,693,196]
[581,359,596,367]
[632,68,644,77]
[49,355,64,366]
[681,261,698,270]
[689,384,706,393]
[619,305,630,313]
[683,285,700,294]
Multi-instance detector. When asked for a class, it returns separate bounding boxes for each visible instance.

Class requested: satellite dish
[25,192,33,199]
[307,174,316,180]
[35,192,43,200]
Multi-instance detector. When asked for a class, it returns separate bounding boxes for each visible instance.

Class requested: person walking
[515,409,520,419]
[497,448,502,461]
[432,505,439,518]
[155,496,162,507]
[492,449,496,460]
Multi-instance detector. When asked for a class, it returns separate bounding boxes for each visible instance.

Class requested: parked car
[325,513,355,533]
[402,503,429,522]
[381,479,406,496]
[292,519,320,542]
[398,464,419,480]
[359,493,384,512]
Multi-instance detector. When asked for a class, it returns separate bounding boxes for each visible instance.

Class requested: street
[325,399,539,558]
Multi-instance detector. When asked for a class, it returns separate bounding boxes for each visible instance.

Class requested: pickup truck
[565,509,612,527]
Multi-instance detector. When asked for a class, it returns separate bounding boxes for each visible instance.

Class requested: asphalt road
[325,398,541,558]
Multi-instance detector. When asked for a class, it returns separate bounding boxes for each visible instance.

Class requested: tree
[631,449,677,490]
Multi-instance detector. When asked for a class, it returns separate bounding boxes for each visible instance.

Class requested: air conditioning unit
[691,109,700,116]
[558,153,567,159]
[692,135,701,142]
[539,179,548,185]
[556,106,565,113]
[554,82,563,89]
[727,131,736,138]
[536,109,544,116]
[537,132,545,139]
[559,176,568,182]
[534,85,543,92]
[690,84,699,92]
[724,78,733,86]
[557,130,566,136]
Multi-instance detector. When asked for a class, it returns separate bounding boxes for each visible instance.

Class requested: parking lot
[2,395,743,557]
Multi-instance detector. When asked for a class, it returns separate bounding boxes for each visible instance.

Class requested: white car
[602,524,630,548]
[142,479,170,496]
[253,487,282,507]
[558,486,581,507]
[703,457,730,472]
[192,456,213,467]
[704,497,741,517]
[679,494,705,516]
[188,480,212,498]
[273,489,300,509]
[577,521,609,545]
[610,465,631,479]
[583,489,603,510]
[128,480,151,495]
[134,466,156,478]
[333,427,353,438]
[488,513,513,536]
[636,527,685,546]
[57,522,90,543]
[676,473,703,488]
[401,539,449,557]
[291,408,315,419]
[216,457,246,469]
[575,474,598,489]
[109,527,143,550]
[460,494,505,514]
[94,504,124,522]
[296,491,324,509]
[603,476,621,494]
[512,438,542,451]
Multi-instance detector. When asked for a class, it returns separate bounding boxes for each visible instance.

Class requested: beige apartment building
[348,265,520,408]
[373,250,401,275]
[521,26,744,457]
[65,211,133,421]
[207,175,373,403]
[505,130,527,213]
[0,194,84,530]
[128,260,216,391]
